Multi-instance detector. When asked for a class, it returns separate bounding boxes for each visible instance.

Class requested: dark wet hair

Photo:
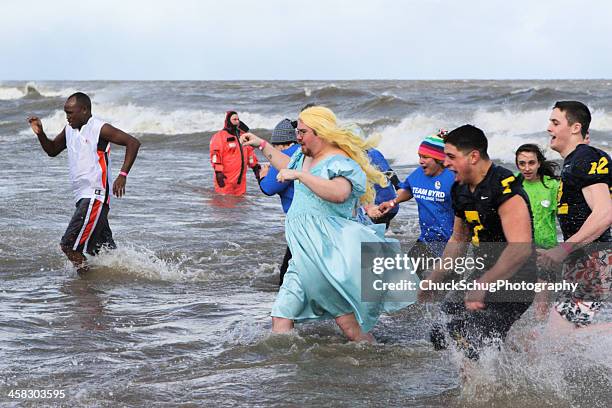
[515,143,559,188]
[67,92,91,111]
[300,103,317,112]
[553,100,591,138]
[443,124,489,160]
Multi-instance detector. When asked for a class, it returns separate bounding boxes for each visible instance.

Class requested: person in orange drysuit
[210,111,261,195]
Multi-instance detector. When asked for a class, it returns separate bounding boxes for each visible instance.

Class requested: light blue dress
[271,150,417,332]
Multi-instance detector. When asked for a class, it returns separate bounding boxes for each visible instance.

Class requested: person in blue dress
[257,118,300,285]
[241,106,416,342]
[379,132,455,279]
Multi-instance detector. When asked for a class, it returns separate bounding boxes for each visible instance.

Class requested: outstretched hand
[364,204,383,219]
[378,200,395,215]
[28,116,44,136]
[240,132,262,147]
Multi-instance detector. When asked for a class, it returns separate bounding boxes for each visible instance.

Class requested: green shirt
[520,175,560,249]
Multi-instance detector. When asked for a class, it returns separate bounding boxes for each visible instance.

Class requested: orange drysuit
[210,111,259,195]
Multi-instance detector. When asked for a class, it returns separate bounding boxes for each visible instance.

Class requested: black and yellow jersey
[451,164,532,246]
[451,164,536,291]
[558,144,611,243]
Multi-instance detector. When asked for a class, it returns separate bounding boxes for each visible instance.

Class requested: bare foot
[355,332,376,344]
[77,264,90,277]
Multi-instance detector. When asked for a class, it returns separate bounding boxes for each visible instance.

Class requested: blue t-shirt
[367,148,398,214]
[399,167,455,243]
[259,144,300,213]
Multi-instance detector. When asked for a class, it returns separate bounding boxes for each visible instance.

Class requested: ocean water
[1,80,611,407]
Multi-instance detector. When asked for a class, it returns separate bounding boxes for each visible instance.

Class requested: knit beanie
[270,119,297,144]
[418,133,446,161]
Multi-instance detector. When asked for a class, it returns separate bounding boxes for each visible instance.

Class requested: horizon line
[2,78,612,82]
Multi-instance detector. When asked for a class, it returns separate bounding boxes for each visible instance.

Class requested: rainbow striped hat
[418,132,446,161]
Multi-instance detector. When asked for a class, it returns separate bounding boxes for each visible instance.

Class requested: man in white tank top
[29,92,141,276]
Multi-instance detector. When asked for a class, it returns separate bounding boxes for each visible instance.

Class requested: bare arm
[566,183,612,245]
[538,183,612,268]
[100,124,141,197]
[278,169,352,203]
[379,188,413,214]
[28,116,66,157]
[394,188,414,203]
[240,132,290,170]
[260,143,289,172]
[477,195,533,284]
[300,172,352,203]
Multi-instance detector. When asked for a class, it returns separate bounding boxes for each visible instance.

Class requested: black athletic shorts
[430,298,531,360]
[60,198,116,255]
[279,245,292,286]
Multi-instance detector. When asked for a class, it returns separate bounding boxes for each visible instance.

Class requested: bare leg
[335,313,374,343]
[543,307,612,338]
[61,244,89,276]
[272,317,294,333]
[575,322,612,335]
[542,307,575,337]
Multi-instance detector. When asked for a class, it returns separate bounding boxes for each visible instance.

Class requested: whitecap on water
[85,244,195,282]
[17,104,284,137]
[80,243,278,283]
[377,108,612,165]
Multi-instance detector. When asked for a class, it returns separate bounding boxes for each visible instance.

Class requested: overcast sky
[3,0,611,80]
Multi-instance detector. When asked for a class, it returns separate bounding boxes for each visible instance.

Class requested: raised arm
[100,124,141,197]
[28,116,66,157]
[240,132,291,170]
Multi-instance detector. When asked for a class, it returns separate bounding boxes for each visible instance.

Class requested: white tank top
[65,117,112,204]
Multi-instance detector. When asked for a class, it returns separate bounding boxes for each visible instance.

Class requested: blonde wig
[299,106,388,204]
